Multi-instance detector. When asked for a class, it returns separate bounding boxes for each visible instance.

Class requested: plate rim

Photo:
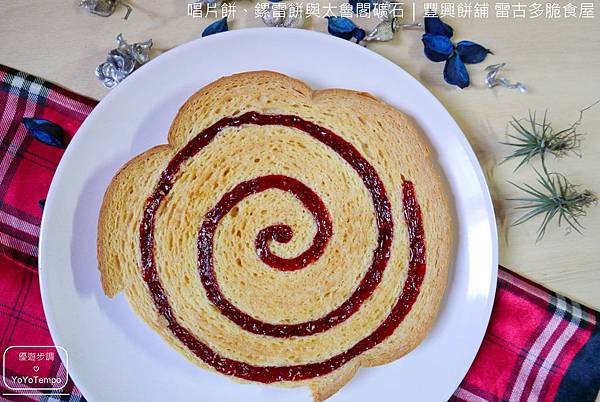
[39,27,498,402]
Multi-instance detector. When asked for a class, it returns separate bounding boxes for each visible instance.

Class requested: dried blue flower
[202,17,228,37]
[22,118,66,148]
[421,14,490,88]
[422,33,453,62]
[456,41,492,64]
[444,54,470,89]
[424,16,453,38]
[39,199,46,211]
[327,17,366,43]
[349,0,374,13]
[354,27,366,42]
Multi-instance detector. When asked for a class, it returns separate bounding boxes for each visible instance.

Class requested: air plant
[501,111,581,172]
[504,100,599,241]
[502,100,599,172]
[509,171,597,241]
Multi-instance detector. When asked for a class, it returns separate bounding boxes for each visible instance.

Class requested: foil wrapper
[365,1,422,42]
[96,34,153,88]
[375,0,393,21]
[261,3,305,28]
[194,0,223,6]
[365,18,399,42]
[79,0,132,19]
[485,63,528,93]
[365,20,421,42]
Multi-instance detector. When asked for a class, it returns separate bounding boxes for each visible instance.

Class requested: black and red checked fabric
[0,64,598,402]
[0,64,93,402]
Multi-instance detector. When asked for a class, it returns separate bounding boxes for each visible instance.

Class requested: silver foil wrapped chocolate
[95,34,153,88]
[193,0,223,6]
[261,3,305,28]
[485,63,528,93]
[365,1,421,43]
[365,18,399,42]
[79,0,132,19]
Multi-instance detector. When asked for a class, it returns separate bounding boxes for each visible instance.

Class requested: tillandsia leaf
[349,0,375,13]
[327,17,365,43]
[422,33,454,62]
[456,41,492,64]
[424,15,453,38]
[202,17,228,37]
[443,53,470,89]
[22,118,66,148]
[508,170,598,241]
[501,109,584,171]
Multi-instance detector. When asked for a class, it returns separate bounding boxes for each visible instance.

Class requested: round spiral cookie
[98,71,453,401]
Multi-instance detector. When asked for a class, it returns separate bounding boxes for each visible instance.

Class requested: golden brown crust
[97,71,453,400]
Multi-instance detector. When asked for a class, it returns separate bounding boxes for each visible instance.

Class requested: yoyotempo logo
[2,345,68,394]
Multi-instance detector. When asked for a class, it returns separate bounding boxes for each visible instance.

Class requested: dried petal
[202,17,228,37]
[456,41,492,64]
[424,16,453,38]
[349,0,374,13]
[22,118,66,148]
[353,28,366,43]
[327,16,356,40]
[422,33,453,62]
[444,54,470,89]
[327,17,365,43]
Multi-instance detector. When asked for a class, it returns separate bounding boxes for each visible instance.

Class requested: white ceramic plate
[39,28,497,402]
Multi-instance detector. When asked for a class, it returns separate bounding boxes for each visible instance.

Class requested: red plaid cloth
[0,65,94,402]
[0,64,598,402]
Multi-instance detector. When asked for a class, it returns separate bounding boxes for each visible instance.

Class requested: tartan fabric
[0,64,598,402]
[0,65,93,402]
[452,269,600,402]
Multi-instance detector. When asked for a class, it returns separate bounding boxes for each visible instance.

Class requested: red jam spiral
[139,112,426,382]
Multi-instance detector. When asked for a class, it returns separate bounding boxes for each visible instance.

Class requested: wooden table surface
[1,0,600,359]
[2,0,599,305]
[1,0,599,400]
